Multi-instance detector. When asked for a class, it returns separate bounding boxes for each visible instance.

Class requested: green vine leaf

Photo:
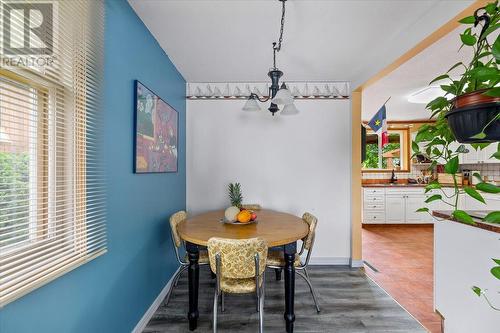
[460,33,477,46]
[471,132,487,140]
[412,141,419,153]
[485,2,498,14]
[493,144,500,160]
[425,182,442,193]
[458,15,476,24]
[452,210,474,225]
[483,211,500,224]
[493,258,500,265]
[472,286,482,297]
[444,156,459,174]
[471,142,491,150]
[473,172,483,182]
[464,187,486,204]
[429,74,450,85]
[476,182,500,194]
[493,35,500,63]
[469,67,499,81]
[491,267,500,280]
[425,194,442,203]
[485,86,500,97]
[416,207,429,213]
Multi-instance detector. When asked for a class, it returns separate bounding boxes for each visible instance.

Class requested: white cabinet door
[460,143,499,164]
[385,195,405,223]
[406,195,427,223]
[481,144,500,164]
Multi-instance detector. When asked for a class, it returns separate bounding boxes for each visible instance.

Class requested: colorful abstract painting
[134,80,178,173]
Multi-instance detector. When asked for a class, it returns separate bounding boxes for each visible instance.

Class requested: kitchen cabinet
[385,195,406,222]
[464,193,500,210]
[363,187,467,224]
[363,188,385,223]
[460,144,499,164]
[385,189,427,223]
[406,194,427,223]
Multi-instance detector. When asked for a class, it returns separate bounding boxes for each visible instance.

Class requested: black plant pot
[445,102,500,143]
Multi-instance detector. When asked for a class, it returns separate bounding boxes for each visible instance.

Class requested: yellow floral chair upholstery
[267,212,320,313]
[166,211,209,305]
[208,237,268,333]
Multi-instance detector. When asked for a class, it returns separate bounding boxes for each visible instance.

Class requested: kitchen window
[362,128,411,172]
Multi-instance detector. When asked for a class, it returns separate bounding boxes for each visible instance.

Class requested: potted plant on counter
[423,1,499,143]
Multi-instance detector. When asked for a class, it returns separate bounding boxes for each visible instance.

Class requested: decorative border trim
[186,81,350,100]
[131,267,181,333]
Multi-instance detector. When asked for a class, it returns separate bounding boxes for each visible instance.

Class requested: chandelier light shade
[280,103,300,116]
[242,96,261,111]
[241,0,299,116]
[271,84,294,105]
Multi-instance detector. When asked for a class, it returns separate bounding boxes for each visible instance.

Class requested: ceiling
[129,0,473,86]
[362,25,472,121]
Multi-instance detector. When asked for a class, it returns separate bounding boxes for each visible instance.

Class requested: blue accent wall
[0,0,186,332]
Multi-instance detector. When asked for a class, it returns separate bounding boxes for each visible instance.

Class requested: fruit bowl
[220,217,258,225]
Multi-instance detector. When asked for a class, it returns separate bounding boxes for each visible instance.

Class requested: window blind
[0,0,105,306]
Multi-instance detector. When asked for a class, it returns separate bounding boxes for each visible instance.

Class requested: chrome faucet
[390,169,398,183]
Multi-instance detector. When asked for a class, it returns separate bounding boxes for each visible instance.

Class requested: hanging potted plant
[427,2,499,143]
[413,1,500,225]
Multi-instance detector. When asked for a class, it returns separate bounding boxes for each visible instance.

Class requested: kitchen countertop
[362,183,464,188]
[433,210,500,233]
[362,183,426,188]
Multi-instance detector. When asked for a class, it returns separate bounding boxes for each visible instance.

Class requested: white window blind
[0,0,105,306]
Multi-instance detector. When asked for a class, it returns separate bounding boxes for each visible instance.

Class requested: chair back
[208,237,268,279]
[241,204,262,211]
[169,210,186,248]
[302,212,318,251]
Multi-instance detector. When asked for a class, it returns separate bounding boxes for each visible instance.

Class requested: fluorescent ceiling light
[407,86,445,104]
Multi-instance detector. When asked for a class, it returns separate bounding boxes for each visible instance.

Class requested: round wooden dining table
[178,209,309,333]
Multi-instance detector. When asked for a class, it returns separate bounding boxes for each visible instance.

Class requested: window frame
[0,68,85,273]
[362,127,411,173]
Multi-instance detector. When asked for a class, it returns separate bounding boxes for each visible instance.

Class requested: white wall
[187,99,352,263]
[435,221,500,333]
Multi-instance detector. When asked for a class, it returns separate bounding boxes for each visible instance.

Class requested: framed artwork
[134,80,178,173]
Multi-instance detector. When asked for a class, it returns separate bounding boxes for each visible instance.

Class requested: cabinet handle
[372,205,377,208]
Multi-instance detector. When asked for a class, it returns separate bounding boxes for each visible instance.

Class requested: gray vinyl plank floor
[143,266,426,333]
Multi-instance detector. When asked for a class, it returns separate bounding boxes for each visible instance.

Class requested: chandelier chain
[274,0,286,53]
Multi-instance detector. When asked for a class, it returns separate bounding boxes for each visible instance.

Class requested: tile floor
[362,224,441,333]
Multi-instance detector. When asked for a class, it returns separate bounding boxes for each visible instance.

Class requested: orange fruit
[237,210,252,223]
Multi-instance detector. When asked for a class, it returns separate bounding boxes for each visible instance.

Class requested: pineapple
[228,183,243,208]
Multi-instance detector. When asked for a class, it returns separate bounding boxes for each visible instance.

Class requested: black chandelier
[242,0,299,116]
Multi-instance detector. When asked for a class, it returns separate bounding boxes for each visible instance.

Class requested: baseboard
[308,257,351,265]
[131,267,181,333]
[350,259,364,268]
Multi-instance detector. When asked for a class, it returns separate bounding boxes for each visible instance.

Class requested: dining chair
[241,204,261,210]
[208,237,268,333]
[166,210,209,305]
[266,212,321,313]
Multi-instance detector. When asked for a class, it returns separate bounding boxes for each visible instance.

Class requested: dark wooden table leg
[283,242,297,333]
[186,242,199,331]
[275,268,282,281]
